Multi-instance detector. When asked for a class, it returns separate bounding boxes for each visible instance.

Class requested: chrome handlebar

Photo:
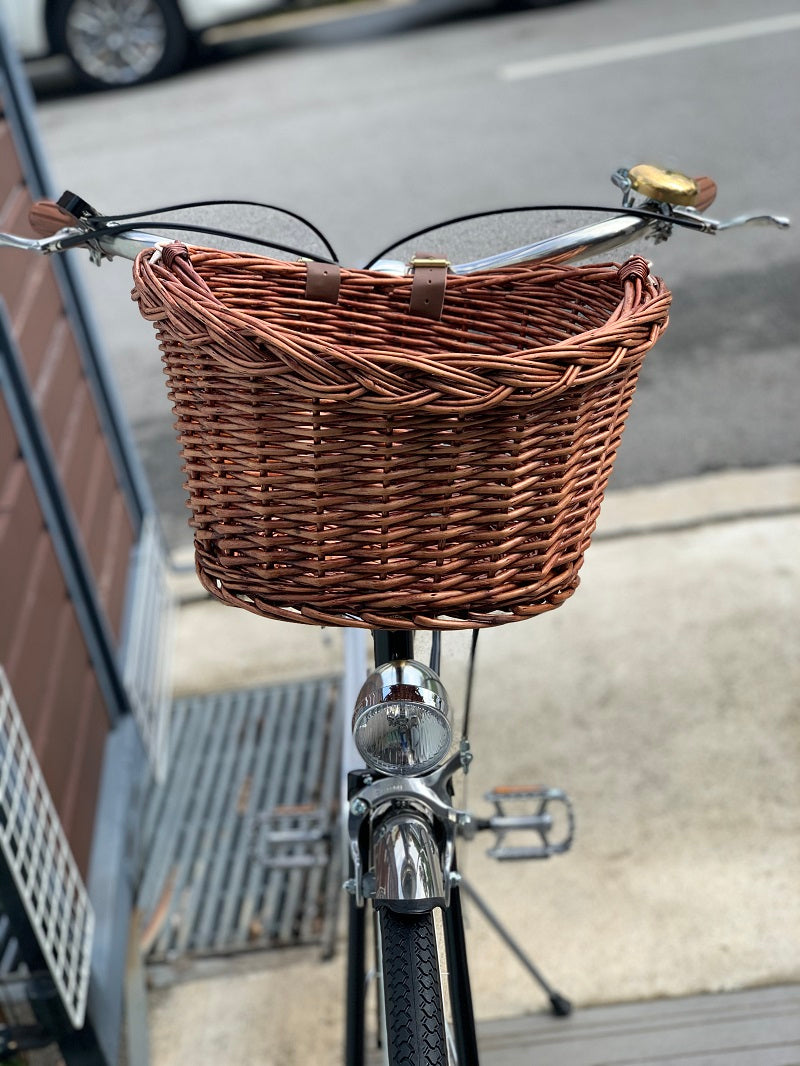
[373,204,789,276]
[2,225,160,261]
[371,212,654,276]
[0,164,789,273]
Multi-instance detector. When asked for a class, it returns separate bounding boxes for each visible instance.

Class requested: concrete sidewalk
[150,466,800,1066]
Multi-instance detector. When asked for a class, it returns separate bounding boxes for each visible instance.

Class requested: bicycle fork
[342,632,575,1063]
[344,756,475,1066]
[345,750,576,1057]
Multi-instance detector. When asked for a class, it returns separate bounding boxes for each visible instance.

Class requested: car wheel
[52,0,190,89]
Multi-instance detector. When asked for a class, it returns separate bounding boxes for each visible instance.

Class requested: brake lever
[665,202,793,232]
[686,211,791,232]
[0,228,88,254]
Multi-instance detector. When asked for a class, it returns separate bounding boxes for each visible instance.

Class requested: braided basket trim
[132,247,671,415]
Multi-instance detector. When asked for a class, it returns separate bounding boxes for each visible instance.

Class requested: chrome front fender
[372,813,445,912]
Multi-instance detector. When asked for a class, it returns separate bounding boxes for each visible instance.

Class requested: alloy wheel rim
[65,0,169,85]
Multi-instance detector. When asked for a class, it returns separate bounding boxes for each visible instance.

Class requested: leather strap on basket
[305,260,341,302]
[409,255,449,320]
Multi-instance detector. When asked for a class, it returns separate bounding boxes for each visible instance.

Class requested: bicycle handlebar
[372,210,657,275]
[0,164,790,273]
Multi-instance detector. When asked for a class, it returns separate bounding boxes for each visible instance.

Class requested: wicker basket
[132,244,670,629]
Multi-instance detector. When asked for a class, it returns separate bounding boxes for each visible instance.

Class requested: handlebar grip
[693,176,718,213]
[28,199,78,237]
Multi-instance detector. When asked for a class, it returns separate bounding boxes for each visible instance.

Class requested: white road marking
[499,12,800,82]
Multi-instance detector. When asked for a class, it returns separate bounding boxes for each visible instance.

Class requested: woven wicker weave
[132,245,670,629]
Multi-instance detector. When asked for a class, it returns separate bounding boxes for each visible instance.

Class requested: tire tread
[380,910,447,1066]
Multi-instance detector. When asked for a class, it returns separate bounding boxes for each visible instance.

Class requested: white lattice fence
[0,667,94,1028]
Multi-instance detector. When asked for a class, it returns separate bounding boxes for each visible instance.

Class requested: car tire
[51,0,190,90]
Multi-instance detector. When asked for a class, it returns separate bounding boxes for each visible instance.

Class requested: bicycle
[0,164,788,1064]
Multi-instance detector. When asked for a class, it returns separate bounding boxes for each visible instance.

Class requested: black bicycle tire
[379,909,448,1066]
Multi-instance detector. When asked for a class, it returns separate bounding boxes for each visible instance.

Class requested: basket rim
[132,244,671,414]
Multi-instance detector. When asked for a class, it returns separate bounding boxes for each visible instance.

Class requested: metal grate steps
[135,678,342,964]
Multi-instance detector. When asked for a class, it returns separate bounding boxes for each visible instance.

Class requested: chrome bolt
[350,798,368,816]
[342,879,357,894]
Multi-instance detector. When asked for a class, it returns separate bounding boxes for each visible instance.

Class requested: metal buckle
[408,255,451,271]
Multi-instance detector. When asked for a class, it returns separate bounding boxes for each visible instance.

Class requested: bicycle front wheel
[379,908,448,1066]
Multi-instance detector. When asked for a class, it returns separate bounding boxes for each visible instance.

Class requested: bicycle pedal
[482,786,575,862]
[249,804,330,869]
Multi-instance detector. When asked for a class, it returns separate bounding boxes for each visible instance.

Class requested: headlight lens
[353,660,451,776]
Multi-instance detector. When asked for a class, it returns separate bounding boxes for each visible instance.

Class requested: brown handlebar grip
[693,176,718,213]
[28,199,78,237]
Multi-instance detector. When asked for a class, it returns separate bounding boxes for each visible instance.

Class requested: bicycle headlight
[353,660,451,776]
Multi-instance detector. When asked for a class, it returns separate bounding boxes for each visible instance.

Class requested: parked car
[0,0,298,90]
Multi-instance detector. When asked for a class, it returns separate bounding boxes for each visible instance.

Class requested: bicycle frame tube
[372,629,414,665]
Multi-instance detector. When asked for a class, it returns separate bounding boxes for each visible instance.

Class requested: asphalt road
[27,0,800,548]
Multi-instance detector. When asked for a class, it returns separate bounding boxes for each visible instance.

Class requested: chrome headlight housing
[353,660,451,776]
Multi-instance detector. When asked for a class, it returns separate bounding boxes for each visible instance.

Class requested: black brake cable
[92,197,340,262]
[52,195,339,263]
[429,631,442,674]
[453,629,480,823]
[461,630,479,743]
[55,218,339,264]
[365,202,706,268]
[428,629,478,740]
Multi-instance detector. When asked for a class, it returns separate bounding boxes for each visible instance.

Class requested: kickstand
[459,878,572,1018]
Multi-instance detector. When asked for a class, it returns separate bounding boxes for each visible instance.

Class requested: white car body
[0,5,49,59]
[0,0,284,61]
